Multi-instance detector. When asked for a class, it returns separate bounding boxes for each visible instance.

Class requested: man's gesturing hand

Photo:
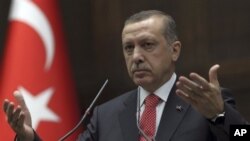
[3,91,34,141]
[176,64,224,119]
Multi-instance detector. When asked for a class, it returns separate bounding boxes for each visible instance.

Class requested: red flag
[0,0,80,140]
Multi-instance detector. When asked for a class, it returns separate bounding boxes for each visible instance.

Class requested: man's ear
[171,41,181,61]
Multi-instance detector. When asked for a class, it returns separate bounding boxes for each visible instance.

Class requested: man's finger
[176,89,197,105]
[6,102,14,122]
[13,91,27,110]
[12,106,22,124]
[17,113,25,128]
[3,99,9,113]
[189,73,210,90]
[176,81,197,98]
[176,89,190,101]
[177,76,205,97]
[209,64,220,87]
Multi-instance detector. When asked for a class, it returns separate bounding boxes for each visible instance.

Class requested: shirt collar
[139,73,177,107]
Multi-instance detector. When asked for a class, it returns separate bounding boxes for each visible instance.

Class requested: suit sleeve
[209,88,248,140]
[14,130,42,141]
[76,107,99,141]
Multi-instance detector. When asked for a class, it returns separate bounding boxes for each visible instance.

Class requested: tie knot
[145,94,160,107]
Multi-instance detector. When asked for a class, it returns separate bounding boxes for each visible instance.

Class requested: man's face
[122,16,181,92]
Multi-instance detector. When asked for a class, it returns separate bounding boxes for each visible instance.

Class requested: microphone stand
[58,79,109,141]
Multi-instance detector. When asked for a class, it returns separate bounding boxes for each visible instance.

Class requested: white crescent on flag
[9,0,55,71]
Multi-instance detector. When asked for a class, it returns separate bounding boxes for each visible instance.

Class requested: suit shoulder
[98,89,137,108]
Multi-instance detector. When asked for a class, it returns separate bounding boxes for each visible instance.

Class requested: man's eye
[124,45,134,53]
[143,42,154,49]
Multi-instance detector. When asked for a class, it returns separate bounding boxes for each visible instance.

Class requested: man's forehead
[123,18,157,31]
[122,32,157,44]
[122,17,163,37]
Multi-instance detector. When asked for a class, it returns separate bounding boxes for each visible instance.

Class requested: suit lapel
[155,85,190,141]
[119,90,139,141]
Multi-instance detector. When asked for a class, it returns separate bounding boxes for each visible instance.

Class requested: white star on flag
[18,86,60,129]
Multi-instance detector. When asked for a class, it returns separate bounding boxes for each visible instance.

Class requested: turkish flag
[0,0,81,140]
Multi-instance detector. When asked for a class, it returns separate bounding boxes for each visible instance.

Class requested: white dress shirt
[138,73,177,134]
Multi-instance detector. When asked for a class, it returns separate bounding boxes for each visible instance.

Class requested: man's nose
[132,47,144,64]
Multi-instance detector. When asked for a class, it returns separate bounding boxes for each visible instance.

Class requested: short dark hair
[124,10,178,44]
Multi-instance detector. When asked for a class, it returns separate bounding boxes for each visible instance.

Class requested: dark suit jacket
[76,86,247,141]
[29,86,247,141]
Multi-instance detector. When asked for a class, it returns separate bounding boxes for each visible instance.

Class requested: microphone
[58,79,109,141]
[136,87,156,141]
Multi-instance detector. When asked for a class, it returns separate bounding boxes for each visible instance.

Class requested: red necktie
[139,94,160,141]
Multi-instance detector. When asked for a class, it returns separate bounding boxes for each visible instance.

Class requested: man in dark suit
[3,10,248,141]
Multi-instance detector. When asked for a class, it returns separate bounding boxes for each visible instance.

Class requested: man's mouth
[133,69,149,77]
[133,69,148,73]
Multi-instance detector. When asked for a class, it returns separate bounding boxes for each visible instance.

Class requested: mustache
[131,63,150,73]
